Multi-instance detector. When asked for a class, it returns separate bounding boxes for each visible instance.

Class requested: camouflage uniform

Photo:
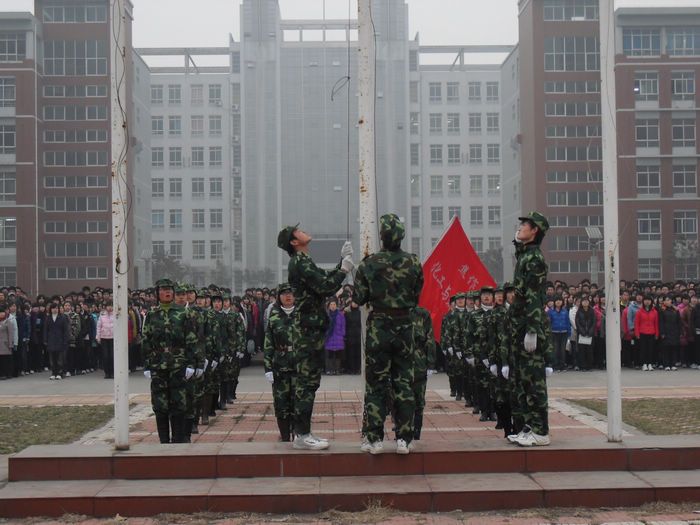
[465,300,495,419]
[451,303,470,403]
[263,286,297,441]
[412,306,436,440]
[201,292,225,423]
[440,309,457,396]
[185,288,207,437]
[490,294,511,435]
[142,279,200,443]
[354,214,424,445]
[280,229,347,437]
[222,300,245,405]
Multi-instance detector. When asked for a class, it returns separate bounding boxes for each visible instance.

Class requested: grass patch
[0,405,114,454]
[571,398,700,435]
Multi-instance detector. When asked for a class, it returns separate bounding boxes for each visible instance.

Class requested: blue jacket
[548,307,571,336]
[626,301,640,332]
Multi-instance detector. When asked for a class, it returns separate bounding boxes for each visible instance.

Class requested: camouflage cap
[379,213,405,246]
[175,282,188,294]
[210,288,223,300]
[468,291,480,300]
[186,283,196,293]
[222,292,231,302]
[154,278,175,290]
[503,281,515,292]
[518,211,550,234]
[454,292,468,300]
[480,286,495,296]
[277,223,300,252]
[278,282,294,295]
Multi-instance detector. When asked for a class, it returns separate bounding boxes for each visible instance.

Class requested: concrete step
[9,435,700,482]
[1,470,699,517]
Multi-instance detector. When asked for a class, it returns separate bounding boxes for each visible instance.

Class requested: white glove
[341,241,353,259]
[447,347,454,356]
[195,368,204,379]
[545,367,554,378]
[143,370,151,380]
[427,369,436,376]
[185,367,195,380]
[203,358,209,371]
[456,352,462,359]
[265,371,274,383]
[524,333,537,353]
[482,359,490,367]
[501,365,509,380]
[490,364,498,377]
[211,360,218,371]
[237,352,244,359]
[565,340,571,352]
[340,256,354,273]
[467,357,475,367]
[630,339,635,346]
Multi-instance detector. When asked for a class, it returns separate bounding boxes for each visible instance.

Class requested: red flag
[418,216,496,343]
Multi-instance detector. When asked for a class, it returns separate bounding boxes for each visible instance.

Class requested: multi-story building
[615,7,700,282]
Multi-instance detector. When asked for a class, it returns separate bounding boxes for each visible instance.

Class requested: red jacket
[634,306,659,339]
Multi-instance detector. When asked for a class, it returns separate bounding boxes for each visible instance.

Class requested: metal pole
[600,0,623,443]
[358,0,379,390]
[110,0,130,450]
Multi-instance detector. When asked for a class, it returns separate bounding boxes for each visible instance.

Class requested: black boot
[200,396,210,425]
[276,417,291,442]
[209,393,217,417]
[155,414,171,444]
[226,381,235,403]
[218,383,228,410]
[231,379,238,400]
[170,414,186,444]
[184,417,194,442]
[479,413,489,422]
[413,413,423,441]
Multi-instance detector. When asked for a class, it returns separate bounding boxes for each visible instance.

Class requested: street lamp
[585,226,603,285]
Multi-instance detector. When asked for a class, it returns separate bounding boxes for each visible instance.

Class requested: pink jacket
[96,312,115,341]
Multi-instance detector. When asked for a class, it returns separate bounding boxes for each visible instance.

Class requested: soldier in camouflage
[142,278,200,444]
[278,224,353,450]
[489,286,512,436]
[222,293,245,406]
[508,212,554,447]
[412,306,437,440]
[185,285,207,437]
[466,287,497,422]
[440,297,457,397]
[263,283,298,442]
[354,213,424,455]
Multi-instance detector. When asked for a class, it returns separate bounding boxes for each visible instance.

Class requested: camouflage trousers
[512,341,549,436]
[184,376,201,419]
[293,327,325,436]
[272,369,295,420]
[150,367,188,416]
[203,360,221,395]
[476,359,495,414]
[363,315,415,444]
[412,372,427,413]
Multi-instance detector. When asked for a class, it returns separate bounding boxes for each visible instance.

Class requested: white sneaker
[665,367,671,371]
[396,439,411,455]
[365,441,383,455]
[507,429,527,443]
[55,375,62,380]
[642,364,648,371]
[65,372,71,377]
[515,431,550,447]
[49,375,55,380]
[310,433,328,443]
[691,364,698,369]
[671,366,678,371]
[360,438,372,452]
[292,434,329,451]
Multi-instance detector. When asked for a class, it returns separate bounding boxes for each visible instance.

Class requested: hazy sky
[4,0,699,49]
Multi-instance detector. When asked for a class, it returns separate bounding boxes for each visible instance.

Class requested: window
[672,119,696,148]
[429,82,442,103]
[44,241,106,258]
[638,211,661,241]
[674,210,698,237]
[168,116,181,137]
[486,82,499,102]
[638,258,661,280]
[0,173,15,202]
[487,144,500,164]
[430,207,444,227]
[544,36,600,71]
[151,210,164,230]
[190,84,203,105]
[470,175,483,195]
[411,238,421,256]
[151,116,164,136]
[191,115,204,137]
[667,28,700,56]
[410,143,419,166]
[675,261,698,280]
[209,147,223,167]
[447,113,460,134]
[468,82,481,101]
[487,175,500,195]
[43,40,108,76]
[488,237,501,251]
[209,115,222,137]
[168,147,182,168]
[210,240,224,260]
[550,235,589,251]
[488,206,501,226]
[410,112,419,135]
[543,0,598,21]
[672,165,697,195]
[152,148,164,168]
[410,81,419,103]
[152,241,165,256]
[430,144,443,165]
[0,77,15,107]
[486,113,499,133]
[470,206,483,226]
[411,206,420,228]
[447,175,461,196]
[635,119,659,148]
[545,101,601,116]
[192,178,205,199]
[192,209,205,230]
[447,144,461,165]
[192,240,205,260]
[169,241,182,259]
[471,237,483,253]
[672,72,696,101]
[446,82,459,103]
[210,209,223,230]
[623,28,661,57]
[429,113,442,134]
[169,209,182,230]
[191,147,204,167]
[448,206,461,220]
[0,125,15,154]
[410,175,420,198]
[169,178,182,199]
[468,113,482,133]
[636,165,660,195]
[430,175,443,196]
[409,50,418,71]
[209,84,222,105]
[0,33,26,62]
[469,144,482,164]
[168,84,181,104]
[42,5,107,23]
[150,85,163,104]
[210,178,223,198]
[43,150,108,166]
[634,72,658,101]
[151,178,164,198]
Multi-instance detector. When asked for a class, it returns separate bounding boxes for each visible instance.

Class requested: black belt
[371,307,412,318]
